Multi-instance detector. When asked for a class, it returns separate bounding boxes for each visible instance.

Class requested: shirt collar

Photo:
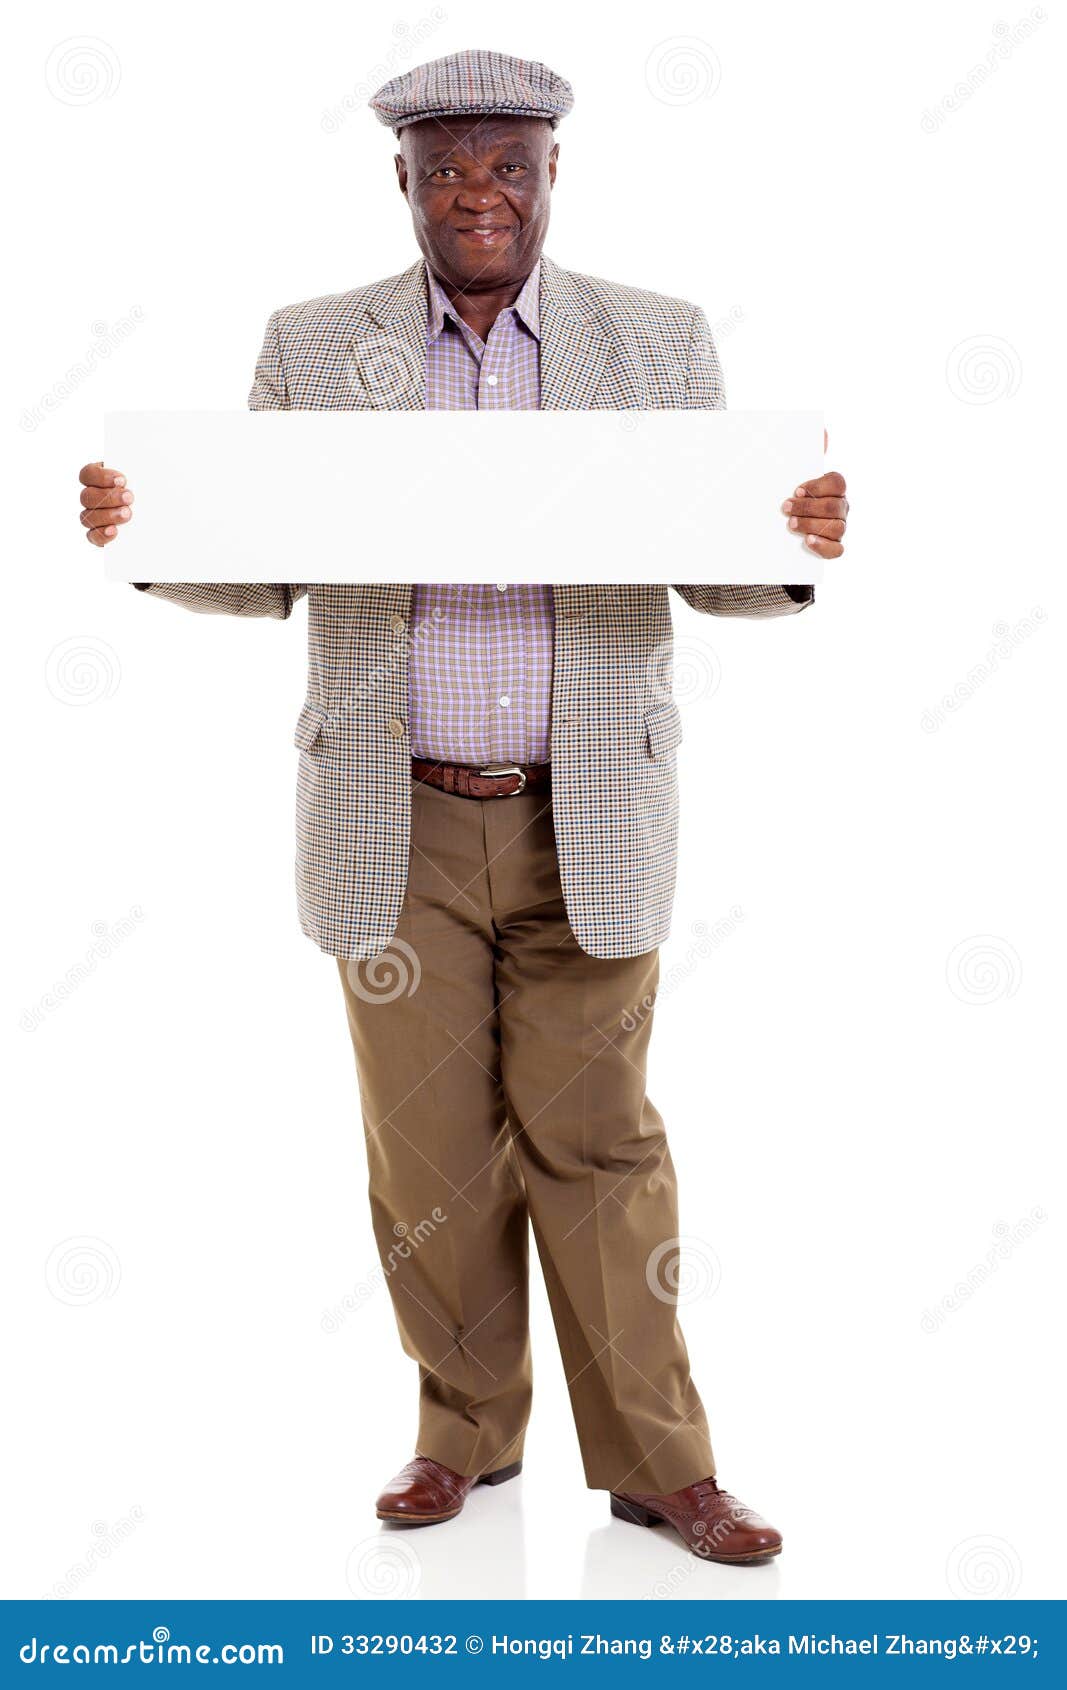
[425,260,541,344]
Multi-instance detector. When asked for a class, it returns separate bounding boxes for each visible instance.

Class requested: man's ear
[395,153,408,197]
[548,143,559,188]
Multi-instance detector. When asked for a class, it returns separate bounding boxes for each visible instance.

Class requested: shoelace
[691,1479,753,1518]
[690,1479,723,1508]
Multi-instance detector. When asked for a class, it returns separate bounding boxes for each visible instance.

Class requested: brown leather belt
[412,758,551,800]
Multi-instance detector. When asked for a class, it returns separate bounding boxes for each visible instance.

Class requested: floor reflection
[346,1476,528,1601]
[580,1520,784,1601]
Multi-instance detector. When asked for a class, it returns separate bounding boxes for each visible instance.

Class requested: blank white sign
[103,410,824,585]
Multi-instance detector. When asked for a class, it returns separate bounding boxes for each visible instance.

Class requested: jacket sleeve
[673,305,814,620]
[132,312,305,619]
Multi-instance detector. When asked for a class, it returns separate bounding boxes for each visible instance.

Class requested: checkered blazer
[139,255,810,959]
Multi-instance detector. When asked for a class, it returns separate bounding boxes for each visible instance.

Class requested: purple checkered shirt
[408,262,553,765]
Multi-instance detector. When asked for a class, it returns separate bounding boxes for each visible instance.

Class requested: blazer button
[388,613,406,634]
[386,717,406,740]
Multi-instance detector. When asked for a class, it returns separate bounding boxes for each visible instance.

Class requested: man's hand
[782,470,847,560]
[79,462,134,546]
[783,429,847,559]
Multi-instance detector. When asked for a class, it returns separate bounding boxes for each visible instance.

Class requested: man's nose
[455,168,504,210]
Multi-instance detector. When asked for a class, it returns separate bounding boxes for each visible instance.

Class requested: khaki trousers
[336,778,715,1493]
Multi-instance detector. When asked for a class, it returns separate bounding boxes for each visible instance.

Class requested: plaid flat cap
[369,48,573,134]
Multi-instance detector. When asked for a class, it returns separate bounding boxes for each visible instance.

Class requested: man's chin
[439,245,529,289]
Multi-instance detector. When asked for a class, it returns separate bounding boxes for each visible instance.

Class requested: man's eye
[500,163,527,175]
[432,166,460,179]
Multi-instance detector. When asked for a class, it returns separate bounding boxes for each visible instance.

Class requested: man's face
[396,116,558,291]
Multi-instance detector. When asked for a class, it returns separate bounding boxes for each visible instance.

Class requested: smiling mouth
[455,226,515,244]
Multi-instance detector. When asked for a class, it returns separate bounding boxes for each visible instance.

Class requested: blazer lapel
[350,261,427,410]
[539,254,645,410]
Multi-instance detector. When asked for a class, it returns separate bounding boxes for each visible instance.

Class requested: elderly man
[78,49,847,1565]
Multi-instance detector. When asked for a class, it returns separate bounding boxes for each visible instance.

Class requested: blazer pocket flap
[645,699,684,760]
[293,702,329,753]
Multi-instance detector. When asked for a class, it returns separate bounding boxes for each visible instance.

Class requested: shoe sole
[376,1460,522,1525]
[610,1494,782,1564]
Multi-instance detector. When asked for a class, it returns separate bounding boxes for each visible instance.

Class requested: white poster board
[103,410,824,585]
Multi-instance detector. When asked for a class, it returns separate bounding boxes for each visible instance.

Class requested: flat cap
[369,48,573,134]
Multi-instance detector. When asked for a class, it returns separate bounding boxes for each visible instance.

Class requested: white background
[4,0,1064,1604]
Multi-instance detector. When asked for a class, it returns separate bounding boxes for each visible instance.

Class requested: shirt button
[498,694,511,709]
[386,717,406,739]
[496,583,508,593]
[485,373,499,387]
[388,613,406,634]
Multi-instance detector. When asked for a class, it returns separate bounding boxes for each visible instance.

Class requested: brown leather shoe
[611,1477,782,1564]
[375,1456,522,1525]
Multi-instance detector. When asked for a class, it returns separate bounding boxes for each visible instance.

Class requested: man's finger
[792,470,846,500]
[81,484,134,511]
[802,534,844,559]
[81,504,133,530]
[789,517,845,541]
[86,523,119,545]
[79,462,127,490]
[782,496,846,520]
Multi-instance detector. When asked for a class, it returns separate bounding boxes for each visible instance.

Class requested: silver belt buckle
[479,763,527,796]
